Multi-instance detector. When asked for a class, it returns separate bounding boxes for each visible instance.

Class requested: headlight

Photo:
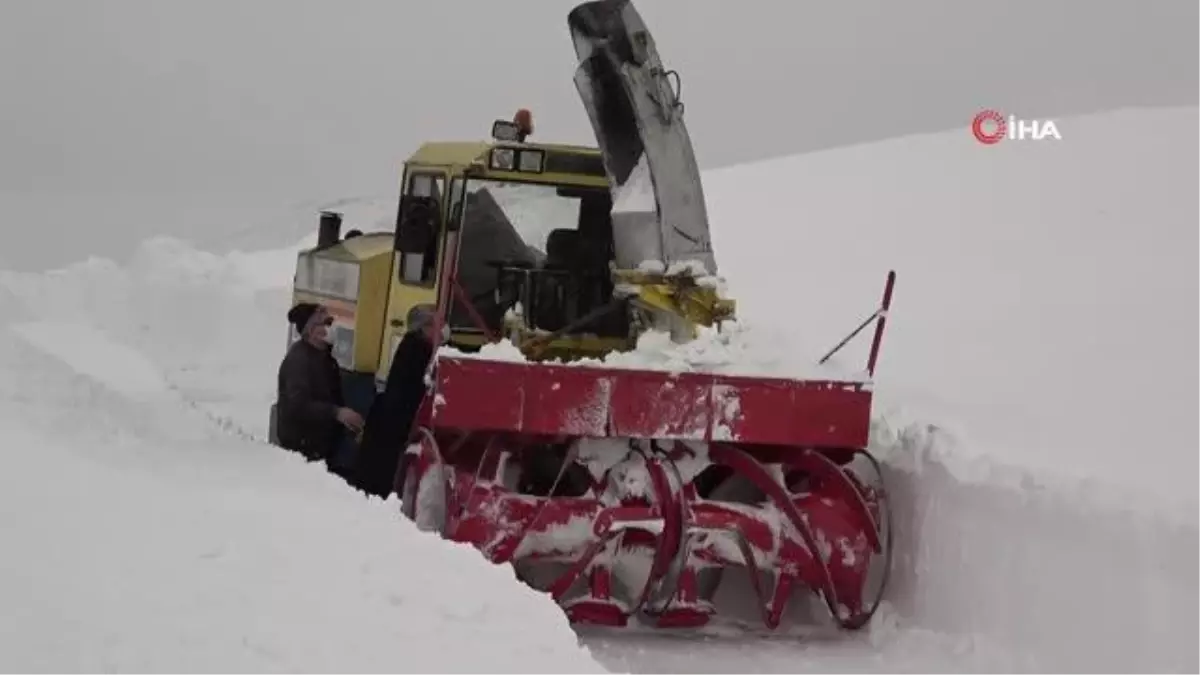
[490,148,515,170]
[491,120,521,141]
[518,149,544,172]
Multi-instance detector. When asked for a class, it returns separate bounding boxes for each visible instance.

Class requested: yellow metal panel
[540,142,605,154]
[404,141,608,188]
[338,232,395,261]
[405,142,491,169]
[350,250,393,374]
[371,139,614,380]
[303,245,355,263]
[301,231,393,262]
[475,168,609,189]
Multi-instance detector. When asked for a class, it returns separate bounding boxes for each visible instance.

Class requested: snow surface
[0,104,1195,672]
[444,318,867,383]
[705,105,1199,515]
[0,258,604,673]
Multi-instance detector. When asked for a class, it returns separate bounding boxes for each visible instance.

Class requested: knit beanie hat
[287,302,320,332]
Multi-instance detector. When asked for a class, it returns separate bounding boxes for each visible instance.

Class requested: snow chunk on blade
[433,313,875,446]
[442,319,870,385]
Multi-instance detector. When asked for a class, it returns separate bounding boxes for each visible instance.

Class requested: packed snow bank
[579,105,1198,673]
[3,104,1196,673]
[571,322,855,379]
[444,318,866,383]
[0,236,300,439]
[0,276,605,672]
[581,611,1023,673]
[872,415,1197,672]
[12,321,170,401]
[704,104,1198,517]
[688,105,1196,672]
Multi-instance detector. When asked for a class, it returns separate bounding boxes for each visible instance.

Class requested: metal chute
[568,0,717,274]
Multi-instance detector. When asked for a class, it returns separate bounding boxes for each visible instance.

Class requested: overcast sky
[0,0,1196,269]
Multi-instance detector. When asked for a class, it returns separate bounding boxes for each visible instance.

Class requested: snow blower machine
[276,0,896,634]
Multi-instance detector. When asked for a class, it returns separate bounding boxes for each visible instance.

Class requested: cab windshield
[448,179,621,337]
[464,180,584,257]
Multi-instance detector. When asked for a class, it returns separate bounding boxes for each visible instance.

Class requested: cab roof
[404,140,602,168]
[404,140,610,188]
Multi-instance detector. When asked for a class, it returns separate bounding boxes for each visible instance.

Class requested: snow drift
[0,104,1195,672]
[875,417,1196,673]
[701,104,1199,672]
[0,263,603,672]
[704,105,1198,514]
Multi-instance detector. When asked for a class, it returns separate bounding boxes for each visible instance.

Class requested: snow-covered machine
[401,0,897,632]
[282,0,897,633]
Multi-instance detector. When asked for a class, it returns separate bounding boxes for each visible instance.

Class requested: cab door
[380,168,448,379]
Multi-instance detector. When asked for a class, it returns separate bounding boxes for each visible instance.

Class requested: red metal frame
[433,357,872,448]
[402,429,889,631]
[431,227,499,344]
[820,270,897,377]
[398,270,898,632]
[867,270,896,377]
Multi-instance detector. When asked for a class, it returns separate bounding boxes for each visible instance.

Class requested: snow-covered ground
[585,104,1198,672]
[1,104,1195,672]
[0,252,603,671]
[705,105,1198,514]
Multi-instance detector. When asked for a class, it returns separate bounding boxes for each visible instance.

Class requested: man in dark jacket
[354,305,439,498]
[276,302,365,461]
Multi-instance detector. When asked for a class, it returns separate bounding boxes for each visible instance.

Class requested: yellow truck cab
[273,115,629,441]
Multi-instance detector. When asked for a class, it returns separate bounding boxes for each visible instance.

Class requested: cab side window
[396,173,445,286]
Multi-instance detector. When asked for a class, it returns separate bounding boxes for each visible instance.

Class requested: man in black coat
[275,302,365,461]
[354,306,439,499]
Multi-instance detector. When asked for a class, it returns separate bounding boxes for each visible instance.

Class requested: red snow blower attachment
[400,272,896,632]
[391,0,897,634]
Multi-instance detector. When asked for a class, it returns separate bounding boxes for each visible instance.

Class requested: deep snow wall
[703,105,1198,506]
[0,274,605,673]
[875,420,1197,672]
[699,104,1198,671]
[6,226,1194,672]
[1,105,1195,672]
